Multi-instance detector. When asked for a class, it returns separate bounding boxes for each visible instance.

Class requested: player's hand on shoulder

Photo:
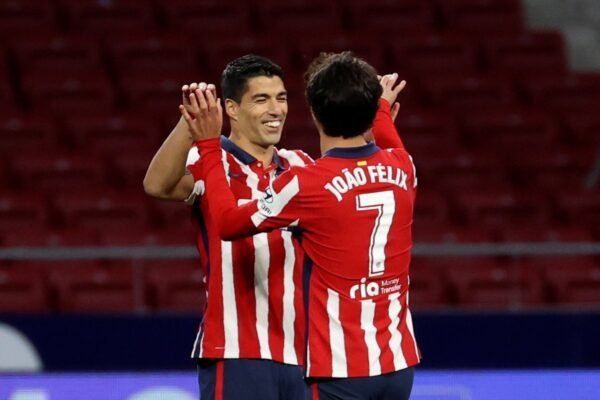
[179,82,223,142]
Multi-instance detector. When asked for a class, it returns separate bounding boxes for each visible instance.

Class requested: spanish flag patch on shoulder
[357,160,367,166]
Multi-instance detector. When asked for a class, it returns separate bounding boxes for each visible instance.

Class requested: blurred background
[0,0,599,399]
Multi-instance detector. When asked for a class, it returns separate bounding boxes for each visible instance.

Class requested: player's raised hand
[179,83,223,141]
[380,73,406,122]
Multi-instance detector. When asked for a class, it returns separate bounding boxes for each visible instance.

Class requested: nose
[268,99,284,116]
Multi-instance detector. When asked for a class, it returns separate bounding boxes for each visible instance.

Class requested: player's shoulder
[380,146,413,163]
[276,148,315,167]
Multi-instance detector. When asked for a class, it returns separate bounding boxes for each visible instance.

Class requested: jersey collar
[220,136,285,170]
[323,142,380,159]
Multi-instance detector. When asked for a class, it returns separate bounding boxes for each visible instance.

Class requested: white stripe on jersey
[251,175,300,227]
[282,230,298,365]
[327,289,348,377]
[408,155,418,188]
[222,240,239,358]
[236,161,274,360]
[387,293,407,370]
[360,299,382,376]
[405,308,420,358]
[253,233,272,359]
[191,326,203,358]
[222,149,231,185]
[277,149,309,166]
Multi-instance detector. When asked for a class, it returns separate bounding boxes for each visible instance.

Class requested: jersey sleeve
[187,138,304,241]
[183,146,206,205]
[372,98,406,150]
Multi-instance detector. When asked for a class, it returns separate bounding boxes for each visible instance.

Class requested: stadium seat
[150,200,195,229]
[482,31,567,76]
[422,76,517,111]
[106,151,156,191]
[105,32,198,76]
[412,191,453,229]
[538,257,600,305]
[408,257,450,309]
[388,36,479,75]
[498,225,594,243]
[159,0,252,36]
[98,227,194,246]
[521,73,600,113]
[396,110,461,155]
[461,110,559,149]
[1,228,100,247]
[412,225,496,244]
[455,190,552,229]
[21,70,116,115]
[0,267,50,312]
[59,0,156,34]
[10,152,107,193]
[10,34,102,76]
[439,0,523,36]
[445,258,545,308]
[344,0,435,34]
[255,2,342,35]
[0,193,50,232]
[143,259,206,312]
[63,114,161,153]
[0,73,17,112]
[0,114,61,152]
[52,191,151,231]
[49,261,139,313]
[554,191,600,229]
[561,113,600,147]
[0,1,58,34]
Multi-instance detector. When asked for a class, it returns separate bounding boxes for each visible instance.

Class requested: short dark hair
[221,54,284,103]
[305,52,382,138]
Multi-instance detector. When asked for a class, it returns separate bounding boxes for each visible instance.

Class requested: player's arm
[370,74,407,150]
[143,83,214,201]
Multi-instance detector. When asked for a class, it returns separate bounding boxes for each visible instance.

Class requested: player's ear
[225,99,239,121]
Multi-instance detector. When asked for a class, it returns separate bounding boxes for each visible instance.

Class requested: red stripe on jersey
[374,298,395,373]
[340,297,369,377]
[267,232,285,362]
[311,383,320,400]
[215,361,224,400]
[399,298,419,366]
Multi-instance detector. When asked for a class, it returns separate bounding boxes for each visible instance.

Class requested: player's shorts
[307,367,414,400]
[196,358,308,400]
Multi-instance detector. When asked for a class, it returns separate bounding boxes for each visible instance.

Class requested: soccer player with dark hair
[182,52,419,400]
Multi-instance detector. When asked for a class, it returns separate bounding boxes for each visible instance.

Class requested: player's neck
[228,132,274,167]
[320,132,369,155]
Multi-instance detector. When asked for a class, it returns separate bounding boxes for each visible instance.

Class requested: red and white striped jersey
[186,136,312,366]
[189,104,421,378]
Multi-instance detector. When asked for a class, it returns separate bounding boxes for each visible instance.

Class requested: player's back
[290,142,420,378]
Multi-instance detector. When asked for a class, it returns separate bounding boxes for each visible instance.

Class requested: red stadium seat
[344,0,435,34]
[143,259,206,312]
[0,73,17,112]
[49,261,139,313]
[0,193,50,232]
[461,110,559,148]
[105,32,198,76]
[422,76,517,111]
[395,110,461,155]
[10,152,107,193]
[52,191,151,231]
[555,190,600,229]
[59,0,156,34]
[159,0,252,36]
[0,1,57,34]
[98,227,194,246]
[498,225,593,243]
[256,3,342,34]
[439,0,523,36]
[413,225,496,244]
[455,190,552,229]
[412,191,453,229]
[10,34,102,76]
[21,70,116,115]
[106,151,156,191]
[561,113,600,147]
[0,114,61,152]
[1,228,99,247]
[538,257,600,305]
[388,36,479,75]
[521,73,600,113]
[408,257,450,309]
[150,200,195,228]
[63,114,161,153]
[445,258,545,308]
[0,267,50,312]
[482,31,567,76]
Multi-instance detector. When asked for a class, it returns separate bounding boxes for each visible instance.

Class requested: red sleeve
[372,98,405,150]
[187,138,304,240]
[186,138,260,240]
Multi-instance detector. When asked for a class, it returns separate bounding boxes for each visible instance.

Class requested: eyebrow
[251,91,288,100]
